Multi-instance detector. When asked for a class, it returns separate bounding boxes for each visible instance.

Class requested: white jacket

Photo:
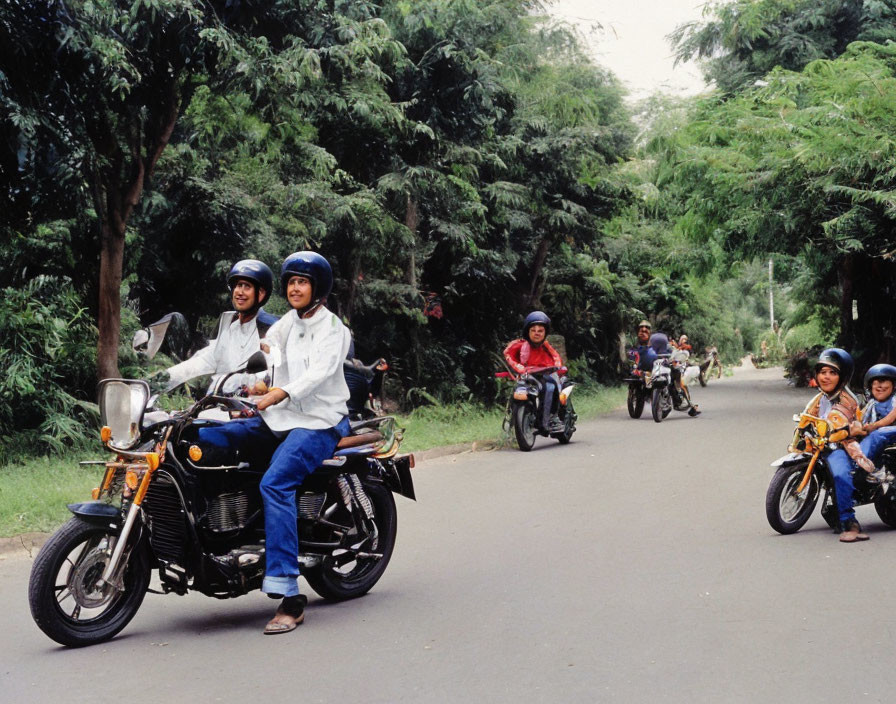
[165,312,268,392]
[261,307,351,431]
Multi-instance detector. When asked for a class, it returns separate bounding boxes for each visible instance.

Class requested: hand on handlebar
[256,387,289,411]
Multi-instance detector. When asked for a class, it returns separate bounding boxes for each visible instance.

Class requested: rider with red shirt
[504,311,564,432]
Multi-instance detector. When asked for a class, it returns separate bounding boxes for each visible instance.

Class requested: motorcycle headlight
[513,389,529,401]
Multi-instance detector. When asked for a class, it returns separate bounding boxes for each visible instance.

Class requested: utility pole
[768,258,774,330]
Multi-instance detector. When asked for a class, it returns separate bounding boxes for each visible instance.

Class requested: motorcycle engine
[207,491,250,533]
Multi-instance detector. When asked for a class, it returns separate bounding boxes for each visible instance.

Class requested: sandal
[263,595,308,635]
[839,520,869,543]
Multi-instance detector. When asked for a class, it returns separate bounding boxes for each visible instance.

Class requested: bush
[0,277,99,462]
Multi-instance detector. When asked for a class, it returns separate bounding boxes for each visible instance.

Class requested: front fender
[770,452,812,468]
[67,501,121,528]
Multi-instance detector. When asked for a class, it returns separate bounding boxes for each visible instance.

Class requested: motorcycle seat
[336,431,383,450]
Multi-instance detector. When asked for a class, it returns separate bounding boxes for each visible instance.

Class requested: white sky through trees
[548,0,709,101]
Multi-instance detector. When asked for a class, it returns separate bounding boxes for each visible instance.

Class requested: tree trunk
[96,212,126,379]
[527,235,551,308]
[837,255,855,351]
[405,194,418,287]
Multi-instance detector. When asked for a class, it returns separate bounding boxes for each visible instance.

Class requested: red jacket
[503,339,562,374]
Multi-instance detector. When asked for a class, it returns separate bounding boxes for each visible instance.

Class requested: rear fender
[381,454,416,501]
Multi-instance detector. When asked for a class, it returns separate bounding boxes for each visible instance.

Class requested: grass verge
[0,385,626,537]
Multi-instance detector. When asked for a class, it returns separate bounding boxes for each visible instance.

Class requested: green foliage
[783,319,836,353]
[0,277,99,461]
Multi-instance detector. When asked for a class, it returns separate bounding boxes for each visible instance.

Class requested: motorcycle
[645,356,676,423]
[624,350,648,419]
[497,365,576,451]
[698,346,722,387]
[765,411,896,534]
[344,357,389,421]
[29,352,416,647]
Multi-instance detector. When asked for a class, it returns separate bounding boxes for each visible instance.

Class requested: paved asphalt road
[1,365,892,703]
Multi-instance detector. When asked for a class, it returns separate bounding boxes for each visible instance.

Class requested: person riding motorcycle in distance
[503,311,565,433]
[801,348,877,542]
[632,320,657,372]
[195,252,353,632]
[649,332,700,416]
[163,259,278,393]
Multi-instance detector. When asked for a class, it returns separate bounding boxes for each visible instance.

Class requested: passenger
[855,364,896,473]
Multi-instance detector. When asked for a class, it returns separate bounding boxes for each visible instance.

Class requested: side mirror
[244,350,268,375]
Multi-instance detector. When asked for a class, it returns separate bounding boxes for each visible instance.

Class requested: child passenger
[856,364,896,472]
[802,349,876,542]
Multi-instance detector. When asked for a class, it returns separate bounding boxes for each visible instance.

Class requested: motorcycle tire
[555,400,576,444]
[874,493,896,528]
[651,387,671,423]
[765,463,821,534]
[512,402,537,452]
[303,481,397,601]
[29,516,151,647]
[627,385,644,418]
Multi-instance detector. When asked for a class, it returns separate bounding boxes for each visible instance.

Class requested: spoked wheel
[512,402,537,451]
[28,517,151,647]
[765,463,821,534]
[651,387,671,423]
[554,400,576,444]
[627,385,645,418]
[303,481,397,601]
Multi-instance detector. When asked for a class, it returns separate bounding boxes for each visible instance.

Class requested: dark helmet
[280,251,333,311]
[863,363,896,392]
[523,311,551,342]
[648,332,669,354]
[814,348,854,396]
[227,259,273,308]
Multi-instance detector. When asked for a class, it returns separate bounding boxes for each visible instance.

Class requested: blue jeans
[827,448,858,524]
[859,426,896,466]
[198,415,351,597]
[538,372,561,429]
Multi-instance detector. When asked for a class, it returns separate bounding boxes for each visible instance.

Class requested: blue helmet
[280,251,333,312]
[227,259,273,308]
[863,363,896,392]
[815,348,854,396]
[523,311,551,342]
[648,332,669,355]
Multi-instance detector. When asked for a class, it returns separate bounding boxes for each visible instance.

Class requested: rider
[649,332,700,417]
[801,348,876,542]
[195,252,352,633]
[164,259,278,393]
[633,320,657,372]
[855,363,896,472]
[503,311,565,433]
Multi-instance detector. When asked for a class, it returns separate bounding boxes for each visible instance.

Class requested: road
[1,365,892,703]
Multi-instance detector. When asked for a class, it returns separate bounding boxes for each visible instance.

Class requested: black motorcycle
[29,353,415,647]
[502,366,576,451]
[624,351,648,419]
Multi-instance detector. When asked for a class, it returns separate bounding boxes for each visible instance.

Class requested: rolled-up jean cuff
[262,575,300,597]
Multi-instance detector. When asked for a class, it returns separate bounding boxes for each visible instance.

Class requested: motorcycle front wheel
[554,400,576,444]
[651,387,671,423]
[512,402,537,451]
[304,481,397,601]
[765,463,821,534]
[627,385,645,418]
[28,516,151,647]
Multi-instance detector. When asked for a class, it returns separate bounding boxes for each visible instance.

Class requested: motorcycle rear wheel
[766,463,821,534]
[303,481,397,601]
[874,493,896,528]
[28,516,151,647]
[512,402,537,451]
[627,385,644,418]
[651,387,671,423]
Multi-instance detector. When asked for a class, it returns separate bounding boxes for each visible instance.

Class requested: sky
[547,0,710,102]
